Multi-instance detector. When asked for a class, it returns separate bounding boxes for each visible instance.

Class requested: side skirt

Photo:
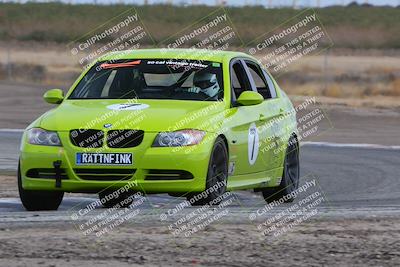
[226,167,284,191]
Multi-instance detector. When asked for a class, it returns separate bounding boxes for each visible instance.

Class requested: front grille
[145,170,193,180]
[74,168,136,181]
[26,168,68,180]
[70,129,144,148]
[106,130,144,148]
[70,129,104,148]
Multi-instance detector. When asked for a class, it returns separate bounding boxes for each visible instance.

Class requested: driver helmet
[193,71,220,98]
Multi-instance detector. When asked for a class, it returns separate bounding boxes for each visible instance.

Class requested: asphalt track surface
[0,131,399,223]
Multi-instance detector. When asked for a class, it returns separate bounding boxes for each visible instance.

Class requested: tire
[187,137,228,206]
[18,163,64,211]
[98,190,133,208]
[261,135,300,203]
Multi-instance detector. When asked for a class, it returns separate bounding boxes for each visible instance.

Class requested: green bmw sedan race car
[18,49,300,211]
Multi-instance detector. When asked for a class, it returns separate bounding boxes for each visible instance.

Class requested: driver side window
[231,61,252,100]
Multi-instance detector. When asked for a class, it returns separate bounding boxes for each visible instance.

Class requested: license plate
[76,153,133,165]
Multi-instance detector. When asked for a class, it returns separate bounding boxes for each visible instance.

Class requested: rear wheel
[261,135,300,203]
[187,137,228,206]
[18,163,64,211]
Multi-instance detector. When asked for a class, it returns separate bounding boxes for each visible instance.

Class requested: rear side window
[245,61,272,99]
[262,69,277,98]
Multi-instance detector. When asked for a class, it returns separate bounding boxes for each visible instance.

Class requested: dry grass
[286,82,400,97]
[283,80,400,109]
[389,79,400,96]
[1,43,400,109]
[1,3,400,49]
[323,84,343,98]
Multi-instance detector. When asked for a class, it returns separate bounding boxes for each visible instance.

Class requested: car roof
[98,49,253,63]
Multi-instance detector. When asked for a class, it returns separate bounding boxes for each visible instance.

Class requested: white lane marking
[0,129,24,133]
[302,141,400,150]
[0,198,21,204]
[0,197,97,204]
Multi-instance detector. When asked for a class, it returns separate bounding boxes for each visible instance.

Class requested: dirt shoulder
[0,217,399,266]
[0,175,17,198]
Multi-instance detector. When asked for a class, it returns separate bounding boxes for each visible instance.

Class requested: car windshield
[69,59,223,101]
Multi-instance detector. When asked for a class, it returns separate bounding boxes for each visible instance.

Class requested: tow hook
[53,160,62,188]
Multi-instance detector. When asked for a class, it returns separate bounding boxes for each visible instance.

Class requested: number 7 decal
[248,123,259,165]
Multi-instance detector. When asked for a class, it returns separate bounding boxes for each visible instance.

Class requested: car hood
[39,99,226,132]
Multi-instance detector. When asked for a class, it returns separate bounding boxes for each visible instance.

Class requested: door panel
[227,59,269,175]
[244,61,285,171]
[228,105,266,175]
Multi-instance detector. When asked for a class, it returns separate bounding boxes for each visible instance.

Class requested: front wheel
[18,163,64,211]
[261,135,300,203]
[187,137,228,206]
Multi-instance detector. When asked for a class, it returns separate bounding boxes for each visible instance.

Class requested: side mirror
[236,91,264,106]
[43,89,64,104]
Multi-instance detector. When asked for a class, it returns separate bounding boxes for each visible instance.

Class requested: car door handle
[259,114,268,121]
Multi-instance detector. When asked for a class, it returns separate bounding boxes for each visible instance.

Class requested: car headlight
[153,130,205,147]
[27,128,62,146]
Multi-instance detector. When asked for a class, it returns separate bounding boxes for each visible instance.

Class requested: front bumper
[20,131,212,194]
